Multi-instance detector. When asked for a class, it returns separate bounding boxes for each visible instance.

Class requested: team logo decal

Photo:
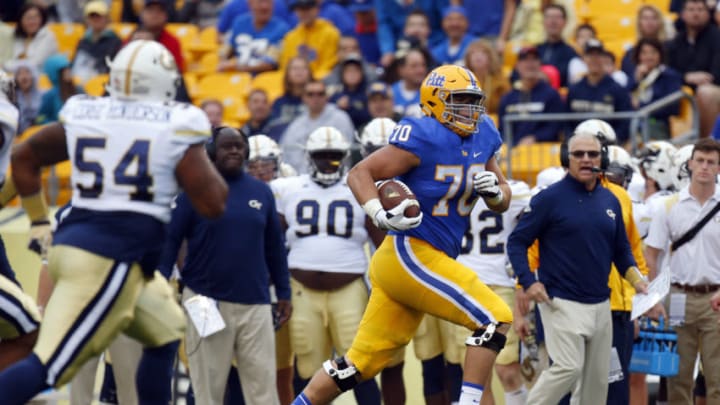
[606,209,616,220]
[426,71,445,87]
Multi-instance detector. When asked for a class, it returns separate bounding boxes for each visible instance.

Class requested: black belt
[671,283,720,294]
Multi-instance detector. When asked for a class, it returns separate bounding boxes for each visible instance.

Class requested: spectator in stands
[4,3,58,72]
[280,79,354,173]
[391,47,430,118]
[217,0,293,36]
[630,38,682,140]
[396,10,432,55]
[172,0,227,28]
[458,0,516,53]
[160,127,290,405]
[621,5,672,80]
[567,23,597,85]
[324,36,378,92]
[36,54,84,125]
[499,46,564,145]
[602,52,630,89]
[241,89,276,137]
[375,0,447,69]
[278,0,339,79]
[366,81,401,122]
[13,62,43,134]
[309,0,356,37]
[347,0,381,65]
[464,39,508,115]
[666,0,720,137]
[566,39,633,144]
[218,0,289,75]
[268,56,313,141]
[141,0,186,72]
[431,5,476,66]
[201,98,224,127]
[71,1,122,84]
[329,54,371,129]
[535,4,577,87]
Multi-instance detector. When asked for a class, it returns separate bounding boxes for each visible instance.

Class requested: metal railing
[501,90,699,179]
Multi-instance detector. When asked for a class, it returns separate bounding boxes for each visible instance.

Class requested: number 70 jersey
[60,95,211,223]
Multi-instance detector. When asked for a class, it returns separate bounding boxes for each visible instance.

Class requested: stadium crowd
[0,0,720,404]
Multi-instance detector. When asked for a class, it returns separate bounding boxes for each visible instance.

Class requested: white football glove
[473,171,503,204]
[363,198,423,232]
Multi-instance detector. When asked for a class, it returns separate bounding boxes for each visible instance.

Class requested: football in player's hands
[377,180,421,218]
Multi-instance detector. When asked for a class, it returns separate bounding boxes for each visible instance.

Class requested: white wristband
[362,198,384,218]
[485,189,504,206]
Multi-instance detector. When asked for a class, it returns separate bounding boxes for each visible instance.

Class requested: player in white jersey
[272,126,382,405]
[636,141,678,240]
[0,70,42,371]
[0,40,228,404]
[457,179,532,405]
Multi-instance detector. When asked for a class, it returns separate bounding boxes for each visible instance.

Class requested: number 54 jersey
[271,174,369,274]
[55,95,211,274]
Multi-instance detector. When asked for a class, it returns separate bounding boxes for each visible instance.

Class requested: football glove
[473,171,503,204]
[363,198,423,232]
[28,220,52,260]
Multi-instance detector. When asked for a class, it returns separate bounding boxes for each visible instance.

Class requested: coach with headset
[507,130,648,404]
[159,127,291,405]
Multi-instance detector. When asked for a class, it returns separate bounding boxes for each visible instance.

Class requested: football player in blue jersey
[291,64,514,405]
[0,40,228,404]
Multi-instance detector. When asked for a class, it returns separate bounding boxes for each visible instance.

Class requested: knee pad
[323,357,360,392]
[465,323,507,354]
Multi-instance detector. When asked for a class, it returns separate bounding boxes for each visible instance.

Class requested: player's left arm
[12,123,68,254]
[483,157,511,213]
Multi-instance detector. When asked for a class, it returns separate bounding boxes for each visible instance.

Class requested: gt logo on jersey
[425,71,446,87]
[606,209,616,220]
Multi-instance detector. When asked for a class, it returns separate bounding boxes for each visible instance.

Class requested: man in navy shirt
[160,127,291,404]
[536,4,577,87]
[499,46,565,145]
[507,131,647,404]
[566,39,633,144]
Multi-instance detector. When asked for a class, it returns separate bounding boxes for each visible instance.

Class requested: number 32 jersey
[55,95,211,273]
[389,115,503,258]
[271,174,368,274]
[457,180,531,287]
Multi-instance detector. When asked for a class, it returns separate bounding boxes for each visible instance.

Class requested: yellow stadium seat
[592,14,636,43]
[670,86,695,138]
[191,51,219,75]
[196,72,252,99]
[499,143,562,187]
[84,74,108,97]
[165,23,199,51]
[47,23,85,60]
[195,95,250,124]
[183,72,199,98]
[187,26,220,54]
[250,70,284,103]
[110,0,123,22]
[109,22,137,40]
[38,74,52,91]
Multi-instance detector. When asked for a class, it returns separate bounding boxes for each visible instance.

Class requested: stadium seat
[165,23,199,51]
[499,143,562,187]
[591,14,636,43]
[188,26,220,55]
[196,72,251,99]
[110,0,122,22]
[109,22,137,40]
[47,23,85,60]
[670,86,696,138]
[250,70,284,103]
[191,52,219,75]
[38,74,52,91]
[195,95,250,125]
[183,72,199,98]
[84,74,108,97]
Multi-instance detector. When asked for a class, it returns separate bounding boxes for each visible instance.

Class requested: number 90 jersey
[60,95,211,223]
[271,174,368,274]
[389,115,503,258]
[457,180,531,287]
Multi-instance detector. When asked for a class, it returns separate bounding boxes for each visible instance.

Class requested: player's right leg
[0,245,145,404]
[0,273,41,371]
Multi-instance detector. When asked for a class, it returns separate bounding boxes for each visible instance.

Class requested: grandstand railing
[501,90,699,180]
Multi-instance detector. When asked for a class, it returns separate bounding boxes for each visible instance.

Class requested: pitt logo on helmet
[425,71,446,87]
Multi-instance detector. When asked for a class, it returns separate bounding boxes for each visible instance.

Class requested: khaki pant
[528,298,612,405]
[70,334,143,405]
[183,288,278,405]
[666,287,720,403]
